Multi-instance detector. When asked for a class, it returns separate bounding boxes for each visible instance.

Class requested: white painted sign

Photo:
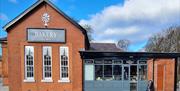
[27,28,65,42]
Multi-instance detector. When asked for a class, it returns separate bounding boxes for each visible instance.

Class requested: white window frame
[24,46,35,82]
[41,46,53,82]
[58,46,70,82]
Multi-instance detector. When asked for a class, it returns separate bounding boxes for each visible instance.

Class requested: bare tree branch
[145,26,180,52]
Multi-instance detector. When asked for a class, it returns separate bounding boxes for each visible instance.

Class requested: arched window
[24,46,34,82]
[42,46,52,82]
[59,46,69,82]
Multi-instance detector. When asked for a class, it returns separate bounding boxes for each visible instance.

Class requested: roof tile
[90,43,122,52]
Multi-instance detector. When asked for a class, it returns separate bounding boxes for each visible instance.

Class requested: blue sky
[0,0,180,54]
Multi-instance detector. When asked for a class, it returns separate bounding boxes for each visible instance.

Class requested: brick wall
[1,42,9,86]
[148,58,175,91]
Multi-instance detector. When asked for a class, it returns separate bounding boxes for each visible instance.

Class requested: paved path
[0,78,9,91]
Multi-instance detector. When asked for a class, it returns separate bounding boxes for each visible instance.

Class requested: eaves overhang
[79,51,180,59]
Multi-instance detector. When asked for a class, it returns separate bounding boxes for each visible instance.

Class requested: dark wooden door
[157,65,164,91]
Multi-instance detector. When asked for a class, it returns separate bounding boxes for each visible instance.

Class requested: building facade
[0,0,179,91]
[0,0,89,91]
[80,52,179,91]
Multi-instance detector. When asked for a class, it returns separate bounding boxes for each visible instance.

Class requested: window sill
[23,79,35,82]
[41,79,53,83]
[58,80,70,83]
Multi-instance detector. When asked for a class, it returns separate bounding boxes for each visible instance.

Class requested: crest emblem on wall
[42,13,50,27]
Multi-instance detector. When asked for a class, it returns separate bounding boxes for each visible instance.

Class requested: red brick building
[0,0,89,91]
[0,0,179,91]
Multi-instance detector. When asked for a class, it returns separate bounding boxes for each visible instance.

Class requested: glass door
[124,66,130,80]
[130,65,138,91]
[123,65,138,91]
[137,61,148,91]
[123,65,130,91]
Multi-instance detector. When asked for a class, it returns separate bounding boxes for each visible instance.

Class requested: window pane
[113,65,122,80]
[124,66,129,80]
[25,46,34,79]
[104,59,112,64]
[43,46,52,79]
[45,67,51,71]
[124,60,137,64]
[30,60,33,65]
[123,60,129,64]
[139,65,147,80]
[94,60,103,64]
[113,60,122,64]
[130,65,137,81]
[85,59,94,64]
[95,65,103,80]
[104,65,112,80]
[27,72,30,77]
[60,47,69,80]
[139,60,147,64]
[65,61,68,65]
[85,65,94,81]
[45,72,48,77]
[62,67,68,72]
